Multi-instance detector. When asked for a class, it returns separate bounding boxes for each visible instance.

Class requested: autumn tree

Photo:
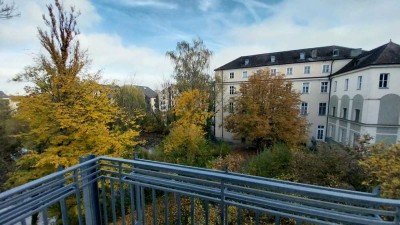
[115,85,146,119]
[224,69,308,148]
[359,143,400,199]
[7,0,139,186]
[0,0,19,19]
[166,38,213,93]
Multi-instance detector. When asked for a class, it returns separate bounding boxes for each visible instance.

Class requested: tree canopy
[166,38,213,93]
[0,0,19,19]
[7,0,139,187]
[224,69,308,148]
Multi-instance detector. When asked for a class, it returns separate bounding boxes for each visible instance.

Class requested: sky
[1,0,400,95]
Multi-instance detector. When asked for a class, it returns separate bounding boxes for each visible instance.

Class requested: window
[244,59,249,65]
[320,82,328,93]
[300,52,305,59]
[286,67,293,75]
[333,49,339,56]
[334,81,337,92]
[229,102,234,113]
[271,69,277,75]
[354,109,361,122]
[319,103,327,116]
[300,102,308,115]
[322,65,330,73]
[332,106,336,117]
[302,82,310,94]
[344,78,349,91]
[343,107,348,119]
[229,72,234,79]
[357,76,362,90]
[229,86,235,95]
[242,71,248,78]
[340,128,346,143]
[317,125,325,140]
[379,73,389,88]
[304,66,310,74]
[271,56,275,63]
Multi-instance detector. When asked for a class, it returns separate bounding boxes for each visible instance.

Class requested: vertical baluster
[119,163,126,225]
[204,200,209,225]
[21,219,27,225]
[274,215,280,225]
[58,166,69,225]
[135,184,142,224]
[74,170,83,225]
[255,211,260,225]
[42,208,49,225]
[190,196,195,225]
[152,189,157,225]
[237,207,242,225]
[164,191,169,225]
[130,184,135,225]
[110,179,117,225]
[141,187,146,225]
[101,178,108,225]
[176,193,181,225]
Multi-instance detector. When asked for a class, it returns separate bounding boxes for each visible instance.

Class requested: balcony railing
[1,155,400,225]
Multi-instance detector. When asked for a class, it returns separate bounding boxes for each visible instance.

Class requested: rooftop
[215,45,364,71]
[135,85,158,98]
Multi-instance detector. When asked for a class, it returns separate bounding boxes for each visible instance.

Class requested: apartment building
[327,41,400,145]
[214,42,400,145]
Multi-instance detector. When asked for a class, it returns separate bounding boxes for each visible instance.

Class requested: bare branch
[0,0,20,19]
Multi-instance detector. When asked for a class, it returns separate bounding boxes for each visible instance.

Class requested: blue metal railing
[1,155,399,225]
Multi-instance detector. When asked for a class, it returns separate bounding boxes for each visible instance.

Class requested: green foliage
[359,143,400,198]
[288,143,367,190]
[166,38,213,93]
[244,143,292,178]
[114,85,147,119]
[207,151,247,173]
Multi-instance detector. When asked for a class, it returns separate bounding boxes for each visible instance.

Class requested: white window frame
[300,52,305,59]
[343,107,348,119]
[320,81,328,93]
[322,65,330,73]
[286,67,293,75]
[317,125,325,140]
[357,76,362,90]
[229,72,234,79]
[229,86,235,95]
[271,56,275,63]
[334,81,337,92]
[344,78,349,91]
[300,102,308,115]
[318,103,327,116]
[304,66,311,74]
[354,109,361,122]
[229,102,234,113]
[302,82,310,94]
[271,68,277,76]
[379,73,389,88]
[242,71,248,78]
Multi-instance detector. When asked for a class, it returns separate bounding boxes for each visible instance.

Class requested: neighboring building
[0,91,17,111]
[214,42,400,145]
[135,86,158,112]
[327,41,400,145]
[158,84,178,112]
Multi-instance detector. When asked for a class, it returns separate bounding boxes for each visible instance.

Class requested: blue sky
[1,0,400,95]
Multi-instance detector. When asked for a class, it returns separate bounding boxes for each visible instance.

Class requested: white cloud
[115,0,178,10]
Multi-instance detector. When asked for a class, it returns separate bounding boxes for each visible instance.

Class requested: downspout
[326,59,335,141]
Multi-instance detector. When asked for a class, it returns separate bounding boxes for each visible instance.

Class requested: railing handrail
[100,156,400,206]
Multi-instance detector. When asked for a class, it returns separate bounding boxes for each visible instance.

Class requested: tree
[115,85,146,120]
[7,0,139,187]
[224,69,308,148]
[166,38,213,93]
[0,0,19,19]
[359,143,400,199]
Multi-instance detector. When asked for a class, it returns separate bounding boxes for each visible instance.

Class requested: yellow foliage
[359,143,400,199]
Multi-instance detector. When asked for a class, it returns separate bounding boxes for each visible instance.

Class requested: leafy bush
[244,143,292,178]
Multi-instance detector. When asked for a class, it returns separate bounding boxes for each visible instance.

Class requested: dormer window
[311,49,317,58]
[271,56,275,63]
[244,59,249,65]
[333,49,339,57]
[300,52,305,60]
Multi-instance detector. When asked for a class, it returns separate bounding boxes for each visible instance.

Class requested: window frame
[354,109,361,122]
[270,68,277,76]
[318,103,327,116]
[300,102,308,115]
[379,73,389,88]
[242,71,248,78]
[322,65,330,73]
[343,107,348,119]
[302,82,310,94]
[334,81,337,92]
[317,125,325,140]
[286,67,293,75]
[357,76,362,90]
[320,81,328,93]
[229,102,234,113]
[304,66,311,74]
[229,86,235,95]
[344,78,349,91]
[229,72,234,79]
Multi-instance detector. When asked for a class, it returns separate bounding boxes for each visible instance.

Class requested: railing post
[58,165,69,225]
[80,154,101,225]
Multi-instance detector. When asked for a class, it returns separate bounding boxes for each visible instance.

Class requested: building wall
[327,65,400,145]
[215,59,352,143]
